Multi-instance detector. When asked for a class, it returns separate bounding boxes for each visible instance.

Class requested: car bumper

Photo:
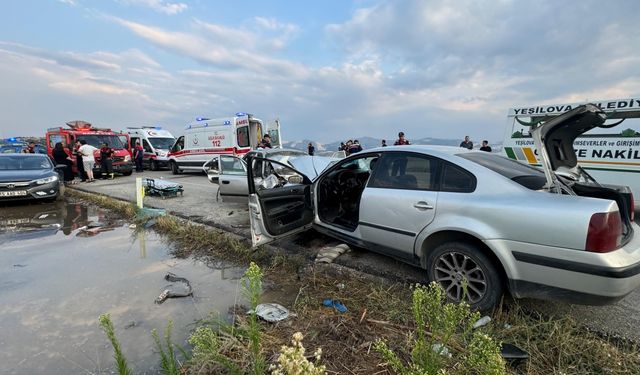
[488,230,640,304]
[0,182,60,201]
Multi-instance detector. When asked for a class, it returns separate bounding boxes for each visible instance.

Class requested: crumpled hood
[287,156,340,181]
[531,104,606,188]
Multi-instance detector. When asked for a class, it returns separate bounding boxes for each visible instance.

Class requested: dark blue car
[0,154,64,202]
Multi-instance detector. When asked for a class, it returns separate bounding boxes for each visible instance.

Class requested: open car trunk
[531,104,635,242]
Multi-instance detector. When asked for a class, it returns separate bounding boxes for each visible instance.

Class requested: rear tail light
[629,193,635,222]
[586,211,622,253]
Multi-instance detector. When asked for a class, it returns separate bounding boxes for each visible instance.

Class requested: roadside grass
[71,190,640,374]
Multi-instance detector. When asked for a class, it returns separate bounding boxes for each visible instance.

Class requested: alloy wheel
[433,251,487,304]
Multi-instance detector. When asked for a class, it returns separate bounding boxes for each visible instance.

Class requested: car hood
[287,156,341,181]
[531,104,606,185]
[0,169,55,182]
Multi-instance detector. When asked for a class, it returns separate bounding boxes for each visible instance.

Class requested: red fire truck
[46,121,133,177]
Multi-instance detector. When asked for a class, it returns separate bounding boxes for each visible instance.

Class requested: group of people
[50,140,119,185]
[459,136,492,152]
[338,140,363,156]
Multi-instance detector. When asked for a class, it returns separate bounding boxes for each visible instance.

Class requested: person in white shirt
[78,140,98,182]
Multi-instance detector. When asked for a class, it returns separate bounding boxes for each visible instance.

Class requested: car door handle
[413,201,434,210]
[221,180,230,185]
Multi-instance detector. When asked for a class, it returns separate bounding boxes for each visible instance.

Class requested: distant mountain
[283,136,501,152]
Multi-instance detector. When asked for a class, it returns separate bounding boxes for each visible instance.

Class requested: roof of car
[364,144,475,158]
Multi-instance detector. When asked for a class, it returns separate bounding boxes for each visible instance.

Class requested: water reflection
[0,200,247,374]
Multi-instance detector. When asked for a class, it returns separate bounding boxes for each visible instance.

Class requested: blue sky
[1,0,639,144]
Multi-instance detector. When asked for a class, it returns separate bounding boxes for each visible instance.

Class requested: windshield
[0,155,52,170]
[148,137,175,150]
[76,135,124,149]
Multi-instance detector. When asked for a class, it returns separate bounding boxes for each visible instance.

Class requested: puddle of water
[0,201,245,374]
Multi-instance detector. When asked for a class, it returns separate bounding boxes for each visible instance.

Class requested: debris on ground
[322,298,348,313]
[76,222,118,237]
[136,207,167,220]
[473,315,492,329]
[249,303,290,322]
[500,343,529,365]
[315,244,350,263]
[154,272,193,304]
[144,219,157,228]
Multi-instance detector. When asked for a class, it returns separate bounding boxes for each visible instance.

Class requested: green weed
[99,314,134,375]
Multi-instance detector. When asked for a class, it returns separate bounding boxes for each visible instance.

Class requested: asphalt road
[69,169,640,342]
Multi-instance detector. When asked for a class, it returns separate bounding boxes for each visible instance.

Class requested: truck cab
[46,121,133,177]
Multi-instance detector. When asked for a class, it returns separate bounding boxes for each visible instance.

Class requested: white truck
[503,97,640,206]
[168,113,281,174]
[125,127,176,170]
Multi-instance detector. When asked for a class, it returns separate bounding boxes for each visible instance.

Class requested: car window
[49,135,66,148]
[220,155,246,175]
[457,152,546,190]
[441,163,476,193]
[369,153,437,190]
[143,140,153,153]
[172,136,184,152]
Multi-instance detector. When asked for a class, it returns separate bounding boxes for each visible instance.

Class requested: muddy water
[0,201,245,374]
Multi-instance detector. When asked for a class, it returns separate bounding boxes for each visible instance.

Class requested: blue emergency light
[7,137,17,142]
[235,112,246,117]
[195,117,210,121]
[155,126,162,130]
[204,123,209,127]
[223,120,231,125]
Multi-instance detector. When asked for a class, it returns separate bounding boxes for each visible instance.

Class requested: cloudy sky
[1,0,639,143]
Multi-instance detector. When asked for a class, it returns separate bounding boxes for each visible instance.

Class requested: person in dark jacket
[52,142,74,183]
[100,142,115,179]
[394,132,410,145]
[134,141,144,172]
[480,140,492,152]
[307,142,315,156]
[258,134,272,149]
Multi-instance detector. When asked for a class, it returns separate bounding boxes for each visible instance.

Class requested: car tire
[171,161,181,175]
[150,160,158,171]
[426,241,503,312]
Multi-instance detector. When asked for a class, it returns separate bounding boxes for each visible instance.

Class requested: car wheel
[426,242,503,311]
[171,161,181,175]
[150,160,158,171]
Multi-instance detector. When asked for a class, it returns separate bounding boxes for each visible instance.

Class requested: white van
[125,127,176,171]
[168,113,281,174]
[503,97,640,206]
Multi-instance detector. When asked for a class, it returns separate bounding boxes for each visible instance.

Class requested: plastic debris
[250,303,290,322]
[144,219,157,228]
[431,343,452,358]
[128,224,137,229]
[315,244,350,263]
[322,299,348,313]
[473,315,492,329]
[501,343,529,365]
[336,283,346,290]
[503,323,512,329]
[155,273,193,304]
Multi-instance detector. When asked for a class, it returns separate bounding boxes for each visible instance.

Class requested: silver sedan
[246,105,640,311]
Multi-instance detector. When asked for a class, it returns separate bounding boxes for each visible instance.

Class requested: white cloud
[119,0,187,15]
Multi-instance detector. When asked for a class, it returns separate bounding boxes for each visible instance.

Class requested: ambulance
[168,112,281,174]
[503,97,640,206]
[125,127,176,170]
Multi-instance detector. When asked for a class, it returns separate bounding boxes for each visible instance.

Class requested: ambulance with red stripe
[503,97,640,206]
[168,113,281,175]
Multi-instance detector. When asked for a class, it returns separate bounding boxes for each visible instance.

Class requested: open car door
[266,119,282,149]
[203,156,220,183]
[218,155,250,200]
[247,156,314,247]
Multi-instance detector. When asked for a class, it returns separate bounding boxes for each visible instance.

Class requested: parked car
[245,105,640,311]
[203,148,342,202]
[0,154,65,202]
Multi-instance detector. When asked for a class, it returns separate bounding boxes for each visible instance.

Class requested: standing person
[134,141,144,172]
[460,136,473,150]
[73,140,87,182]
[258,134,272,149]
[394,132,410,145]
[52,142,74,184]
[307,142,315,156]
[78,140,98,182]
[339,142,345,152]
[349,140,363,154]
[480,140,492,152]
[100,142,115,179]
[25,141,36,153]
[381,139,387,147]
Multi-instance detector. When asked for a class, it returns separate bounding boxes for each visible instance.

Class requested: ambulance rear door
[266,119,282,148]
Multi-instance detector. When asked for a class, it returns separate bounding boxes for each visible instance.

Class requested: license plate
[0,190,28,197]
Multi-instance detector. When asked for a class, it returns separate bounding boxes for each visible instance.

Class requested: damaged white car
[246,105,640,311]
